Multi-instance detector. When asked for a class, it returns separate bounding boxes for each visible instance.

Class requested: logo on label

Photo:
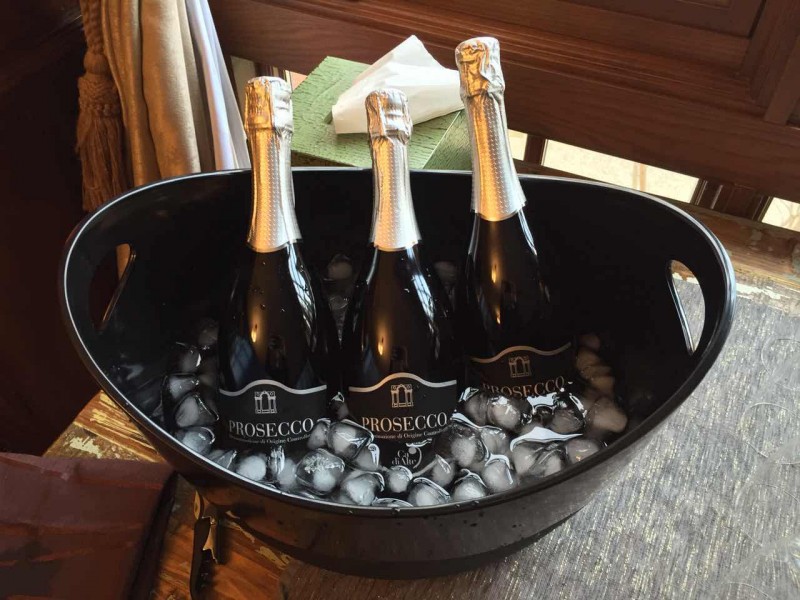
[254,390,277,415]
[508,355,532,379]
[390,383,414,408]
[391,445,424,469]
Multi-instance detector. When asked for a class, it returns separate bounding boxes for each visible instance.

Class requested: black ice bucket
[60,168,735,578]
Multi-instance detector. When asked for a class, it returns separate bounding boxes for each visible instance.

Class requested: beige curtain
[102,0,214,186]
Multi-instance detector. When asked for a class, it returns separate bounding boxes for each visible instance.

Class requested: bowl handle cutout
[89,243,135,333]
[667,260,706,356]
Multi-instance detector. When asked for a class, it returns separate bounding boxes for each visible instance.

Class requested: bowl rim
[59,167,736,518]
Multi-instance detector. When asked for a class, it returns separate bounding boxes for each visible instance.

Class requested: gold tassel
[76,0,128,212]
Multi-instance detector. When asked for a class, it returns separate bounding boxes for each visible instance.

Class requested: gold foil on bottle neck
[244,76,294,133]
[455,37,505,98]
[365,89,420,251]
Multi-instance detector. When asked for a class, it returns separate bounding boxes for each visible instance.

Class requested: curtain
[77,0,249,208]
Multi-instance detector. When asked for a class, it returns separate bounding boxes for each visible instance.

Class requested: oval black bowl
[59,168,735,578]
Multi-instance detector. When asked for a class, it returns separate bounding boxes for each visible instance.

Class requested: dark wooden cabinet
[565,0,764,34]
[0,1,103,453]
[209,0,800,201]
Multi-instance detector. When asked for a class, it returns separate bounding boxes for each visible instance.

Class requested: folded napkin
[332,36,462,134]
[0,453,175,599]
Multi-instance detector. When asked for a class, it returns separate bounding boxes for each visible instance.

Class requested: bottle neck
[369,135,420,251]
[463,91,526,221]
[247,128,300,252]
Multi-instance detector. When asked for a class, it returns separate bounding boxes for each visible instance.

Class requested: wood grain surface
[47,393,291,600]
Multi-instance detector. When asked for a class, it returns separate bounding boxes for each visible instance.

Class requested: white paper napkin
[332,36,462,134]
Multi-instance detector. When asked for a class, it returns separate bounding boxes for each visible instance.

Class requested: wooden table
[47,269,800,599]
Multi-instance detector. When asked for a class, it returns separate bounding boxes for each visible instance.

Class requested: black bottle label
[469,344,573,399]
[348,373,457,446]
[219,380,327,448]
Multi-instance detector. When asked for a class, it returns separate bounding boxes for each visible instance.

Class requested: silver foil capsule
[365,89,421,251]
[244,76,301,252]
[456,37,526,221]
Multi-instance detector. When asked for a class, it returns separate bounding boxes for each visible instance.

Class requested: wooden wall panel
[565,0,764,35]
[741,0,800,106]
[209,0,800,200]
[0,4,102,453]
[407,0,748,69]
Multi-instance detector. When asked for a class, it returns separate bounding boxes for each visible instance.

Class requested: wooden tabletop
[47,268,800,599]
[47,391,291,599]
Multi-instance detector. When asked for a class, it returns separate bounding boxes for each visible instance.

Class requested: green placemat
[292,57,470,170]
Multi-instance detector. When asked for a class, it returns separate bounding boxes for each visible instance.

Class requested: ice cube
[276,457,299,491]
[532,448,565,479]
[174,393,217,428]
[175,427,214,455]
[352,443,381,472]
[480,426,511,455]
[386,465,413,495]
[195,318,219,352]
[328,294,349,337]
[510,426,580,449]
[150,401,165,426]
[580,364,612,380]
[452,472,489,502]
[327,419,373,461]
[435,417,488,469]
[338,472,385,506]
[163,373,199,402]
[565,437,602,464]
[427,455,456,489]
[330,392,350,421]
[295,449,346,494]
[264,446,287,483]
[307,418,329,450]
[296,490,324,500]
[407,478,450,507]
[328,295,349,314]
[235,454,268,481]
[433,261,457,288]
[372,498,413,508]
[517,417,544,436]
[578,333,602,352]
[578,386,602,411]
[515,443,565,480]
[197,356,219,390]
[576,347,603,372]
[461,388,489,426]
[481,455,518,493]
[510,442,541,474]
[586,396,627,434]
[173,343,202,374]
[208,448,237,470]
[326,254,354,281]
[487,395,529,432]
[589,375,615,396]
[526,391,560,413]
[549,408,583,434]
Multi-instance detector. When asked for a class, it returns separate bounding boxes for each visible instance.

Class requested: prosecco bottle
[455,37,573,400]
[341,89,461,469]
[218,77,337,450]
